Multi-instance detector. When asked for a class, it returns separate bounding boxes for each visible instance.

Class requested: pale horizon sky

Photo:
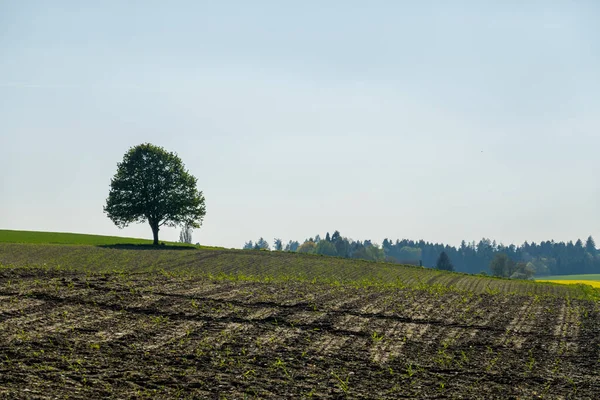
[1,1,599,249]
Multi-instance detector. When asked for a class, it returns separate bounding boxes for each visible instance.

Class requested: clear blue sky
[1,1,599,248]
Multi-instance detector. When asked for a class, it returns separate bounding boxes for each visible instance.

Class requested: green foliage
[284,240,300,252]
[0,229,181,246]
[104,143,206,245]
[436,251,454,271]
[297,241,316,254]
[511,262,535,279]
[489,253,515,277]
[397,246,422,263]
[243,238,270,250]
[365,244,385,262]
[350,243,384,262]
[314,240,337,256]
[253,231,600,276]
[490,254,534,279]
[254,238,270,250]
[527,258,555,276]
[585,236,596,254]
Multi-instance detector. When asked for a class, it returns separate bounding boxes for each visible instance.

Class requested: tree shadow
[97,244,197,251]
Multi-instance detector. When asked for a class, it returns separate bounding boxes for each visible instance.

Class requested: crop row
[0,267,598,398]
[1,243,596,299]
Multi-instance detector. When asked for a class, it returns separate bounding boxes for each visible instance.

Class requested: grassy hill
[0,240,596,299]
[0,229,173,246]
[1,230,595,297]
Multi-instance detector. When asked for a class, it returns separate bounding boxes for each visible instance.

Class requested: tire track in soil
[496,297,550,349]
[88,315,172,350]
[574,304,600,373]
[30,307,121,340]
[281,292,369,329]
[370,319,410,363]
[0,296,47,322]
[316,291,414,362]
[19,287,563,347]
[406,297,437,322]
[452,296,483,330]
[359,293,397,315]
[308,331,352,356]
[246,306,280,321]
[293,292,375,360]
[0,303,84,342]
[548,299,581,356]
[333,314,371,333]
[425,294,463,323]
[252,324,301,353]
[144,320,207,350]
[321,293,365,310]
[177,282,249,298]
[92,315,153,344]
[41,311,158,351]
[196,285,266,302]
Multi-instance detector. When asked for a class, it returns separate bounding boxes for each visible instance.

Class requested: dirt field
[1,266,598,399]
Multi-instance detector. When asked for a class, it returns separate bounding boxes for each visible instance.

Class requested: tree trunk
[151,222,159,246]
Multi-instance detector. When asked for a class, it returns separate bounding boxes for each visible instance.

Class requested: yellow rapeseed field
[538,279,600,289]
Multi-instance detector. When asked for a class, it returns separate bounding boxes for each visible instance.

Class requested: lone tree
[104,143,206,245]
[436,251,454,271]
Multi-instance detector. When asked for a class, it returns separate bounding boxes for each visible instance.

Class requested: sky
[1,1,599,249]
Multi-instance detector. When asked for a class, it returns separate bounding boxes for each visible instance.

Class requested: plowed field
[1,265,599,399]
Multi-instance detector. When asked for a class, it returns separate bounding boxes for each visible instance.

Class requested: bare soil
[0,267,598,399]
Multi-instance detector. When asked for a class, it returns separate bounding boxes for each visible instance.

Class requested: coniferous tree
[334,236,349,258]
[331,230,341,242]
[253,238,270,250]
[273,238,283,251]
[585,236,596,254]
[436,251,454,271]
[284,240,300,252]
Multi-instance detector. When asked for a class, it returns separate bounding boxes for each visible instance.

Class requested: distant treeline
[243,232,599,276]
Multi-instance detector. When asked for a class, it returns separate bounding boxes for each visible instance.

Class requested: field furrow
[0,263,598,399]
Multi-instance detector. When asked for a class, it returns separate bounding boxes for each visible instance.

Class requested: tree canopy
[436,251,454,271]
[104,143,206,245]
[314,240,337,256]
[489,253,515,277]
[242,231,600,277]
